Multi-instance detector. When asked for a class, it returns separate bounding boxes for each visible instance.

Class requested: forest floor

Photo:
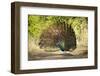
[28,46,88,60]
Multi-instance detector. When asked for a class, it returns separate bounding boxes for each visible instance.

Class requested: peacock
[56,41,65,52]
[56,25,76,52]
[39,24,76,52]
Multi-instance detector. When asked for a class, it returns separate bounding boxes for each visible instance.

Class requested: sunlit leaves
[28,15,88,43]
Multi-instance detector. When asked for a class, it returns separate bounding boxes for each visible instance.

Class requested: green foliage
[28,15,88,44]
[28,15,50,40]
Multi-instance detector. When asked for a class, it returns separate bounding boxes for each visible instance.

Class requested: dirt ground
[28,46,88,60]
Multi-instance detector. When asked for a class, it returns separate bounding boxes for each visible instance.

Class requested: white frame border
[20,6,95,70]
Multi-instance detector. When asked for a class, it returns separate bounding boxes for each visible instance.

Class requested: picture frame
[11,2,98,74]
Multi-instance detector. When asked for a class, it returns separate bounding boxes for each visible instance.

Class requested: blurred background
[28,15,88,60]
